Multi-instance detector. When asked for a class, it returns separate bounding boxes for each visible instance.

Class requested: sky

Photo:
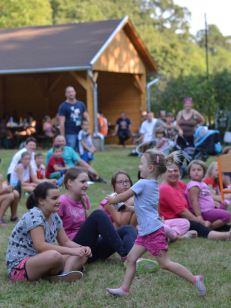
[174,0,231,36]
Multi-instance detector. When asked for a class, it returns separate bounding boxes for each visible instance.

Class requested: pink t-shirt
[58,194,91,240]
[99,198,113,222]
[186,181,214,213]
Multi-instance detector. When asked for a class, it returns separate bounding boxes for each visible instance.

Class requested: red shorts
[9,257,30,282]
[135,227,168,256]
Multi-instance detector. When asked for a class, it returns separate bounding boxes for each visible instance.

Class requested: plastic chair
[216,154,231,201]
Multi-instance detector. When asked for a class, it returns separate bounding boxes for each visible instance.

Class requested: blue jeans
[73,210,137,261]
[65,134,79,152]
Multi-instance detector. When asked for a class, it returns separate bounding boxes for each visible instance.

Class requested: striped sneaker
[49,271,83,283]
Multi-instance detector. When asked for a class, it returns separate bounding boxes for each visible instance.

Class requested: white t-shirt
[7,148,36,175]
[139,119,158,143]
[78,130,93,155]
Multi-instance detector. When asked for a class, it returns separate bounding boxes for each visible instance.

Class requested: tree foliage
[0,0,52,27]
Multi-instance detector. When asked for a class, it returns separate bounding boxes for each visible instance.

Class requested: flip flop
[0,218,8,227]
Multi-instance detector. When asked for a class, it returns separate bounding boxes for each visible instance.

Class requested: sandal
[0,218,8,227]
[10,217,19,222]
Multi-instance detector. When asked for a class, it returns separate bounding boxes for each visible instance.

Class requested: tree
[0,0,52,28]
[196,24,231,52]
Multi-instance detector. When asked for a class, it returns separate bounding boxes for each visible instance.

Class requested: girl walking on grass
[106,149,206,297]
[6,182,91,283]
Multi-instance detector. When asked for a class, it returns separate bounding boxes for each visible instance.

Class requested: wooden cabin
[0,16,157,140]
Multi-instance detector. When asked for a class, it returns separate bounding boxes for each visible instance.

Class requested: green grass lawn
[0,148,230,308]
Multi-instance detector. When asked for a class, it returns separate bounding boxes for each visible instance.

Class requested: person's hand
[83,246,92,257]
[214,201,220,208]
[202,220,211,228]
[105,195,116,204]
[7,185,13,193]
[178,129,183,136]
[72,247,89,257]
[88,167,98,177]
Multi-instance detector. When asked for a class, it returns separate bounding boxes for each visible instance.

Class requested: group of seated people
[0,134,106,227]
[2,143,231,285]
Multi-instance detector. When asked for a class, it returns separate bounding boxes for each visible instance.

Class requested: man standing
[58,86,88,151]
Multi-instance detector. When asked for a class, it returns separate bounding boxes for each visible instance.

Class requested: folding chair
[216,154,231,201]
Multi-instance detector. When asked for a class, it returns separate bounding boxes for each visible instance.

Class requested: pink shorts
[9,257,30,282]
[135,227,168,256]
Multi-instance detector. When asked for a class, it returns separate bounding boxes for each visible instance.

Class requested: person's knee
[8,193,14,202]
[91,209,108,221]
[121,225,137,238]
[46,250,64,267]
[13,190,20,200]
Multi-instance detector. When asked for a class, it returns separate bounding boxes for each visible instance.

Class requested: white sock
[194,275,206,296]
[106,287,129,297]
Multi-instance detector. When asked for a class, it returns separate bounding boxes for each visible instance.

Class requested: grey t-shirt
[6,207,62,273]
[131,179,163,236]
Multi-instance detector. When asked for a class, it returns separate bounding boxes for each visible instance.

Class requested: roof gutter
[0,65,91,75]
[146,77,160,112]
[90,16,129,66]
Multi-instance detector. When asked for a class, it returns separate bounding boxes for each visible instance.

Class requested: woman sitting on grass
[58,168,137,262]
[0,174,20,226]
[6,182,91,282]
[100,170,195,242]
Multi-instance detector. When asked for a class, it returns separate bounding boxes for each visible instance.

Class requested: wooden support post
[0,76,7,115]
[139,73,147,113]
[86,75,94,133]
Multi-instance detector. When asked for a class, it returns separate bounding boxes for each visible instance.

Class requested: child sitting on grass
[33,153,46,179]
[186,160,231,230]
[46,145,67,185]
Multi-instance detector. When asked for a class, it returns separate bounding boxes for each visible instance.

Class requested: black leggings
[189,220,231,237]
[189,220,210,237]
[73,210,137,262]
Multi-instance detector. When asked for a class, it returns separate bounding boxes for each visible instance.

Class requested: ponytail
[26,192,36,209]
[26,182,57,209]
